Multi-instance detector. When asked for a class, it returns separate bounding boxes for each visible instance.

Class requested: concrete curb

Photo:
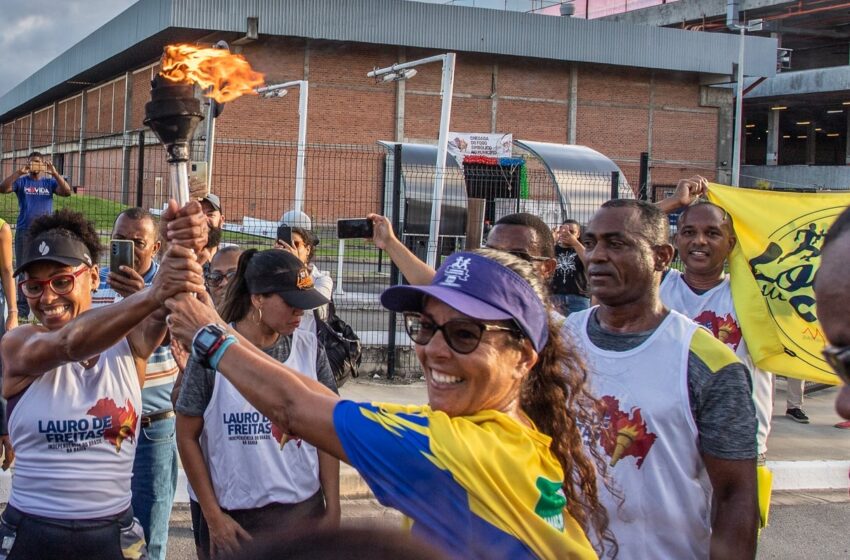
[766,460,850,492]
[0,461,844,504]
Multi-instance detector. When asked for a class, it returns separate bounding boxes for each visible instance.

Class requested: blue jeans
[552,293,591,316]
[131,416,178,560]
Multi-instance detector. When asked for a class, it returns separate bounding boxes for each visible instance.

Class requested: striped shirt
[92,261,178,415]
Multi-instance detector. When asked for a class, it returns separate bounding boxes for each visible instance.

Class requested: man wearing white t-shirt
[659,183,776,461]
[565,199,758,559]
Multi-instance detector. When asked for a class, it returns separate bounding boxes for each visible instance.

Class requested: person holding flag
[657,178,774,470]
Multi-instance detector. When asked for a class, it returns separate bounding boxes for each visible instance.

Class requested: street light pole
[730,19,762,187]
[732,26,745,187]
[256,80,309,213]
[368,53,456,268]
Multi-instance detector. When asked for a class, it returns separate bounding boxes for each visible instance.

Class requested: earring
[253,307,263,324]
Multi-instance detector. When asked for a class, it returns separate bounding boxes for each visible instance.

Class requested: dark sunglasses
[205,270,236,288]
[823,345,850,385]
[19,267,89,298]
[403,312,519,354]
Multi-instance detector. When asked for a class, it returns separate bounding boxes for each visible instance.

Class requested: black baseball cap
[15,231,94,276]
[245,250,329,310]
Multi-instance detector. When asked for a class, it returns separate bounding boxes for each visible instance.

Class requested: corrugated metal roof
[0,0,778,121]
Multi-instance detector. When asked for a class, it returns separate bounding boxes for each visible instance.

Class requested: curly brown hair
[474,248,617,557]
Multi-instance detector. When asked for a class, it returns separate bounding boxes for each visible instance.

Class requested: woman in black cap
[166,248,613,560]
[0,204,206,560]
[175,249,340,560]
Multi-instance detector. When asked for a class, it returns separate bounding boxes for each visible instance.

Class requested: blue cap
[380,252,548,352]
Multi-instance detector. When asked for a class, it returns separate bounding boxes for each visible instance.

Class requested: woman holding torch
[166,249,613,560]
[0,202,206,560]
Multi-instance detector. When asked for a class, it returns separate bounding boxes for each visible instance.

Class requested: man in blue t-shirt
[0,151,72,317]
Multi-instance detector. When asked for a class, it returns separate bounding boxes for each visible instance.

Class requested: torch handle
[169,161,191,207]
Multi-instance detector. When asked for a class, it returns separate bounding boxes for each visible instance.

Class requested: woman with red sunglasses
[0,204,207,560]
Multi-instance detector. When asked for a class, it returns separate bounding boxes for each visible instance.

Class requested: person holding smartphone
[0,151,72,319]
[91,207,184,560]
[275,216,333,334]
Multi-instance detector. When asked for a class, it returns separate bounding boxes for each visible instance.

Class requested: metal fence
[1,129,634,378]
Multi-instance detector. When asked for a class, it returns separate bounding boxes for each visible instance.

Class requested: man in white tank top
[564,200,758,559]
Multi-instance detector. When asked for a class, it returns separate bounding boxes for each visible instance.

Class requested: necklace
[79,357,97,369]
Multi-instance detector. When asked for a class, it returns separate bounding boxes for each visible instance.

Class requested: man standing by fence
[0,151,72,318]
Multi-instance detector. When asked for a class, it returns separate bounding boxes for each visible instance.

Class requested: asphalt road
[161,492,850,559]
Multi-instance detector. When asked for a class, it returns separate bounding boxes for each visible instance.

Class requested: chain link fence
[1,129,635,378]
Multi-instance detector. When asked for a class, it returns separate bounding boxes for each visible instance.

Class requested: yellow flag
[706,184,850,384]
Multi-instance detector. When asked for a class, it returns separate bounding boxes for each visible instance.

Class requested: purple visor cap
[381,252,549,352]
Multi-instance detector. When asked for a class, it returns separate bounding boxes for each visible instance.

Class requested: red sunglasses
[19,267,90,298]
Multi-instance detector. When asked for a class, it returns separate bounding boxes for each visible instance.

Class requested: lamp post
[368,53,456,268]
[730,19,762,186]
[256,80,310,213]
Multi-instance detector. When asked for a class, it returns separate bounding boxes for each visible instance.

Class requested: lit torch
[144,44,264,206]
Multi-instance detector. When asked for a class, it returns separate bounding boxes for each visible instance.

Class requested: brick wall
[1,37,722,223]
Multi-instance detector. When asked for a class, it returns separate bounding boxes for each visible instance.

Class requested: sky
[0,0,571,100]
[0,0,138,98]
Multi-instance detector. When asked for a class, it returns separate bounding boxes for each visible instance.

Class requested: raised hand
[151,245,206,303]
[161,199,209,255]
[367,213,396,250]
[108,266,146,298]
[165,291,221,347]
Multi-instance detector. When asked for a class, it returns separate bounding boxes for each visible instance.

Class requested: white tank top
[201,329,321,510]
[9,338,141,519]
[660,269,772,454]
[565,309,712,560]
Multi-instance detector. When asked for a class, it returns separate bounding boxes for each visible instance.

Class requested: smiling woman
[0,203,207,560]
[165,248,614,560]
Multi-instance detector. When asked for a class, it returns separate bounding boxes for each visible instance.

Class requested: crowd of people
[0,152,846,560]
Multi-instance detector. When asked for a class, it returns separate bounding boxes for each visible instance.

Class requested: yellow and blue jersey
[333,401,598,560]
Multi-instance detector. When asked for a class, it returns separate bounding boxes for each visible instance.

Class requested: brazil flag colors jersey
[333,401,598,560]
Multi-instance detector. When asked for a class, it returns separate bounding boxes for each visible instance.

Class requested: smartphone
[110,239,135,272]
[276,225,293,246]
[337,218,374,239]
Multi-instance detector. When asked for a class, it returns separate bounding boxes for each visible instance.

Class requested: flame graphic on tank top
[599,396,656,469]
[86,398,138,452]
[270,422,302,450]
[694,310,742,351]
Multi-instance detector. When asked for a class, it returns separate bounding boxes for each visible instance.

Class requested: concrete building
[0,0,778,222]
[603,0,850,190]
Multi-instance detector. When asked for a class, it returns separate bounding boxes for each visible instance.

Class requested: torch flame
[159,44,265,103]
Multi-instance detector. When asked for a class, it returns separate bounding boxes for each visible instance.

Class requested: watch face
[195,329,221,352]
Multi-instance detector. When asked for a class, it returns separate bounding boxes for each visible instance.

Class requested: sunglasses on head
[19,267,89,298]
[403,311,520,354]
[502,249,550,263]
[205,270,236,288]
[823,345,850,385]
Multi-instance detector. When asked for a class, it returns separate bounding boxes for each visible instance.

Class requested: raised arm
[657,175,707,214]
[46,161,72,197]
[0,166,25,194]
[2,285,162,397]
[367,213,436,285]
[165,293,345,461]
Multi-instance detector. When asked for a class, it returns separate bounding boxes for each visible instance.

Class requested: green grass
[0,193,383,262]
[0,194,129,232]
